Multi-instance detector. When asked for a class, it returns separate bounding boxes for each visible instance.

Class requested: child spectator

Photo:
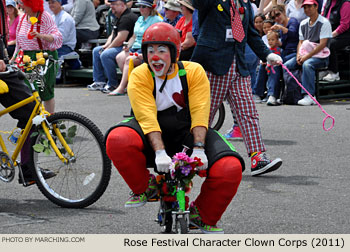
[254,31,282,106]
[252,19,274,103]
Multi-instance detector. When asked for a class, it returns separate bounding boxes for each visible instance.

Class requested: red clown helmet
[21,0,44,13]
[141,22,181,64]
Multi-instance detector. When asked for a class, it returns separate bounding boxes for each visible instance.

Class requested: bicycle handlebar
[0,55,56,83]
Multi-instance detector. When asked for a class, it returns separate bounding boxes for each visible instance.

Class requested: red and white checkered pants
[208,59,266,155]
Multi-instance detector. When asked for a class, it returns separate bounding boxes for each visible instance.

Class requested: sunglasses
[271,12,281,20]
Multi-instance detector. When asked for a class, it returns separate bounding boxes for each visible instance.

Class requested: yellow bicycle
[0,54,111,208]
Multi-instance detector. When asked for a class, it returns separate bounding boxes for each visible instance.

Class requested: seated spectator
[163,0,182,27]
[44,0,74,15]
[175,0,196,61]
[254,13,266,36]
[48,0,80,80]
[5,0,19,58]
[48,0,76,58]
[284,0,332,106]
[71,0,100,49]
[322,0,350,82]
[110,0,162,96]
[270,4,300,62]
[87,0,137,92]
[286,0,308,23]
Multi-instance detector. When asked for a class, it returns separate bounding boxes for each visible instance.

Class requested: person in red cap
[283,0,332,105]
[105,22,245,234]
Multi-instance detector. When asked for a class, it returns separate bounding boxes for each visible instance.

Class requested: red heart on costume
[172,90,186,108]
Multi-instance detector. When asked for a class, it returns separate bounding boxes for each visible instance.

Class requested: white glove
[155,149,172,173]
[266,53,283,65]
[191,149,208,170]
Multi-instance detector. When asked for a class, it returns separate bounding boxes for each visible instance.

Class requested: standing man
[87,0,137,93]
[191,0,283,176]
[284,0,332,105]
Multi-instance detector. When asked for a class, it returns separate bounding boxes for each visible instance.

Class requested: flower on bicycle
[169,152,200,180]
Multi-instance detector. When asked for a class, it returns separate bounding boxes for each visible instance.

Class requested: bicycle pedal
[148,197,160,202]
[189,224,199,230]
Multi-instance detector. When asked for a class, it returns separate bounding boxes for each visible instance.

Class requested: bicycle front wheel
[30,111,111,208]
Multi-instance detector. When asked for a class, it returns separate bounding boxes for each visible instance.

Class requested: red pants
[106,127,242,225]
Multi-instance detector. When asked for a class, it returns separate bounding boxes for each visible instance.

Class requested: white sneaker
[319,70,329,80]
[87,82,106,91]
[266,96,277,106]
[323,72,340,82]
[297,95,317,106]
[253,94,262,103]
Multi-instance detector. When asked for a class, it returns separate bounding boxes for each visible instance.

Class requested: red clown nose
[152,55,160,61]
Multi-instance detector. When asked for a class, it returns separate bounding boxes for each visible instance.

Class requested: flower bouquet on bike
[155,147,206,233]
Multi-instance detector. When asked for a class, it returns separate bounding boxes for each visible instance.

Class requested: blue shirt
[281,17,300,57]
[163,13,182,27]
[132,15,163,50]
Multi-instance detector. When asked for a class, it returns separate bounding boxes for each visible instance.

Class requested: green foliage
[32,123,76,156]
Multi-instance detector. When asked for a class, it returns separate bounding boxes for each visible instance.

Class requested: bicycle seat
[0,80,9,94]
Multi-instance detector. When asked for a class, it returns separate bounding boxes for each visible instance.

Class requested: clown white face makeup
[147,44,172,77]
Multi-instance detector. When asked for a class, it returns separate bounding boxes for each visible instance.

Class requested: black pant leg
[0,72,35,129]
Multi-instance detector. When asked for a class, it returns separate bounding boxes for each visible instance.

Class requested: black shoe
[19,167,56,186]
[251,152,282,176]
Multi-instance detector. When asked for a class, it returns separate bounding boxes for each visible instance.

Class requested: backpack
[281,69,303,105]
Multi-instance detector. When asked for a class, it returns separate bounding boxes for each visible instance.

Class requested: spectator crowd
[5,0,350,128]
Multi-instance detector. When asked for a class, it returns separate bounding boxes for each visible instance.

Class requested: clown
[13,0,62,114]
[105,22,245,234]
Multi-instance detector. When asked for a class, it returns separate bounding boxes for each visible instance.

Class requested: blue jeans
[245,45,259,87]
[284,56,328,95]
[93,45,123,87]
[57,45,73,58]
[253,64,282,97]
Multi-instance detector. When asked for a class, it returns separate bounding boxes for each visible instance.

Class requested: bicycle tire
[211,103,225,131]
[29,111,112,208]
[175,217,188,234]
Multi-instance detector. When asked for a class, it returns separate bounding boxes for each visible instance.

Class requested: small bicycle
[0,53,111,208]
[154,147,204,234]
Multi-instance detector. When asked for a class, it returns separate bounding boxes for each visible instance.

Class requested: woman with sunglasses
[110,0,162,96]
[270,4,300,62]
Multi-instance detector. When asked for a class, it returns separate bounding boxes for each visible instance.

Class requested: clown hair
[22,0,44,13]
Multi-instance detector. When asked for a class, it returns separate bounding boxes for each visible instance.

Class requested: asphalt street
[1,86,349,234]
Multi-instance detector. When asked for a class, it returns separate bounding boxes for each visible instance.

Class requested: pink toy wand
[267,63,335,131]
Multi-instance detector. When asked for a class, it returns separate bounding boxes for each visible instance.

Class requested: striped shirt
[15,11,62,53]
